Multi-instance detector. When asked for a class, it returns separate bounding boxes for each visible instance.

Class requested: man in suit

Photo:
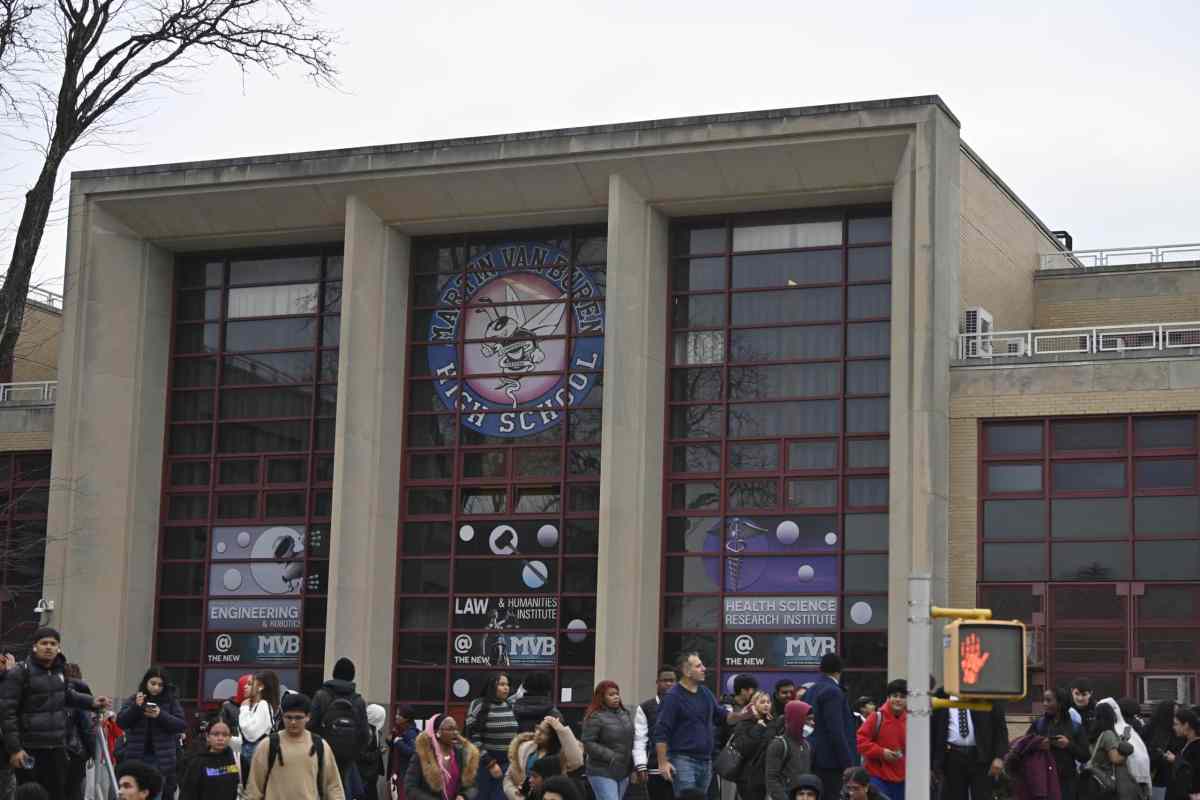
[931,697,1009,800]
[805,654,859,799]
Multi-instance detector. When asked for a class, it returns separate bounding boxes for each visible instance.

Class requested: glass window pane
[671,482,720,511]
[1052,630,1127,670]
[978,586,1039,623]
[175,290,221,321]
[847,478,888,507]
[845,554,888,592]
[987,464,1043,493]
[1052,586,1125,622]
[1051,498,1128,538]
[568,448,601,477]
[1134,416,1195,450]
[730,288,841,326]
[1052,542,1129,580]
[843,595,887,628]
[665,517,720,553]
[983,499,1047,539]
[846,361,889,395]
[461,487,507,514]
[983,543,1047,580]
[731,250,842,288]
[671,368,722,401]
[217,421,309,453]
[176,260,223,289]
[671,405,723,439]
[266,458,306,483]
[671,444,721,474]
[788,440,837,470]
[229,255,321,285]
[847,246,890,282]
[218,460,257,484]
[220,387,312,419]
[846,322,890,357]
[675,228,725,255]
[265,492,305,518]
[728,401,839,437]
[225,318,317,352]
[1138,628,1200,669]
[847,398,888,433]
[516,487,562,514]
[985,422,1043,455]
[169,426,212,455]
[1052,461,1125,491]
[1135,541,1200,580]
[1135,458,1195,490]
[1139,586,1200,622]
[228,284,319,318]
[169,461,210,487]
[785,478,837,508]
[409,453,452,480]
[672,295,725,328]
[847,285,891,320]
[513,449,559,478]
[844,514,888,550]
[664,597,720,629]
[173,358,217,388]
[728,364,840,400]
[1053,419,1125,452]
[174,324,219,354]
[672,258,725,291]
[171,391,213,422]
[1134,495,1200,537]
[733,221,842,252]
[729,480,778,510]
[848,218,891,244]
[673,332,725,365]
[729,443,780,472]
[663,556,721,592]
[222,352,316,385]
[730,326,842,361]
[846,439,888,469]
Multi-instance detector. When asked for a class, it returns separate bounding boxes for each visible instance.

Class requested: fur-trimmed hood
[501,726,584,800]
[414,730,480,792]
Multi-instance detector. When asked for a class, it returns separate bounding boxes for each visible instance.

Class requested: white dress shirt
[947,707,977,747]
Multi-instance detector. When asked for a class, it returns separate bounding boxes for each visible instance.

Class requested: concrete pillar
[324,196,408,704]
[45,200,172,695]
[886,108,961,680]
[594,174,670,703]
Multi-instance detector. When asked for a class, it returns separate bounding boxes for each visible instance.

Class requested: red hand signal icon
[960,633,990,685]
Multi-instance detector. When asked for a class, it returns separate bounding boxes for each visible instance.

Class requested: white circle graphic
[215,542,228,554]
[850,601,874,625]
[776,520,800,545]
[734,635,755,655]
[537,525,559,548]
[222,568,243,591]
[212,678,239,700]
[454,635,473,654]
[824,532,838,546]
[452,679,471,698]
[522,560,549,589]
[459,525,475,542]
[566,619,588,643]
[236,531,252,548]
[797,564,815,581]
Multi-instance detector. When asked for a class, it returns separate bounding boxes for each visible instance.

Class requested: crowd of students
[0,626,1197,800]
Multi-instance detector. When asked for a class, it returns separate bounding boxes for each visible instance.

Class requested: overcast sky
[5,0,1199,293]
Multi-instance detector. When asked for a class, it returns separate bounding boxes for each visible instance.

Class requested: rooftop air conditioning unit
[960,306,995,358]
[1141,675,1189,705]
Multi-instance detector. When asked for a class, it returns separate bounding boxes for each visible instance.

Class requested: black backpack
[263,731,327,800]
[320,695,361,762]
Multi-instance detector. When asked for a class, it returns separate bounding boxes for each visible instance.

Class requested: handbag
[1080,736,1119,798]
[714,731,745,781]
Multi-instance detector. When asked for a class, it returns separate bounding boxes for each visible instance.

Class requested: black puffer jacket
[0,653,97,753]
[512,695,563,733]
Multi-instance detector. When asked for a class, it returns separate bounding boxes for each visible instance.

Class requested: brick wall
[1035,265,1200,329]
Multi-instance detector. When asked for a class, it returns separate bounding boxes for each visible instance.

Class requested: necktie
[958,709,970,739]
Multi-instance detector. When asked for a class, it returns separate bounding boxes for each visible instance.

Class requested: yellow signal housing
[942,618,1027,700]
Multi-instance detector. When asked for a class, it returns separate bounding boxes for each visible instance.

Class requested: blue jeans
[476,751,509,800]
[870,777,904,800]
[669,755,712,797]
[588,776,629,800]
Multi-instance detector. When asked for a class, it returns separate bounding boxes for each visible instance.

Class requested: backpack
[262,731,327,800]
[744,735,789,795]
[320,695,361,762]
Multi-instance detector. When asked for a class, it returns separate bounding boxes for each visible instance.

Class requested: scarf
[1097,697,1152,786]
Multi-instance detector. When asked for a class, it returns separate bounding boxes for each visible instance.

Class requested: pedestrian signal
[942,619,1026,699]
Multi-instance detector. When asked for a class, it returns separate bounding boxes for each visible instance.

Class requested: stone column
[324,195,408,703]
[594,174,670,703]
[886,108,961,680]
[45,199,172,695]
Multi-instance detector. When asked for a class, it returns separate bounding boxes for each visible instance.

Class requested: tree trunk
[0,152,63,382]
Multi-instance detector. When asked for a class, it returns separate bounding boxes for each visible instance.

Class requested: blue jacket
[116,690,187,772]
[652,683,727,759]
[803,675,858,770]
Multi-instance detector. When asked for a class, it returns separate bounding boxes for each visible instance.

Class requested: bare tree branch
[0,0,337,380]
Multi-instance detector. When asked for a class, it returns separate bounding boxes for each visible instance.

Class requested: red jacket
[856,706,907,783]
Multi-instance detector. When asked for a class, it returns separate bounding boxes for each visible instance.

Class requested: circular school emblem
[426,242,604,437]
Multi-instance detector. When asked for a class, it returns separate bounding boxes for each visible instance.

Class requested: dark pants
[816,768,845,800]
[64,753,88,800]
[139,749,177,800]
[17,748,69,800]
[647,775,674,800]
[941,747,994,800]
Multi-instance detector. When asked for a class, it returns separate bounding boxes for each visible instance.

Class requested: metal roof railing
[1040,243,1200,271]
[958,321,1200,361]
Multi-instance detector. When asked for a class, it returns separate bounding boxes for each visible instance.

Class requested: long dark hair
[1048,687,1073,723]
[254,670,281,709]
[479,673,510,706]
[1147,700,1177,746]
[1093,702,1118,739]
[137,666,172,698]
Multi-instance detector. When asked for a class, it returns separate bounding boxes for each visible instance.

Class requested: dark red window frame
[0,451,52,653]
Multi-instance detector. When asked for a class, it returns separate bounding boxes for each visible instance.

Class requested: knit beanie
[333,657,355,681]
[32,626,60,643]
